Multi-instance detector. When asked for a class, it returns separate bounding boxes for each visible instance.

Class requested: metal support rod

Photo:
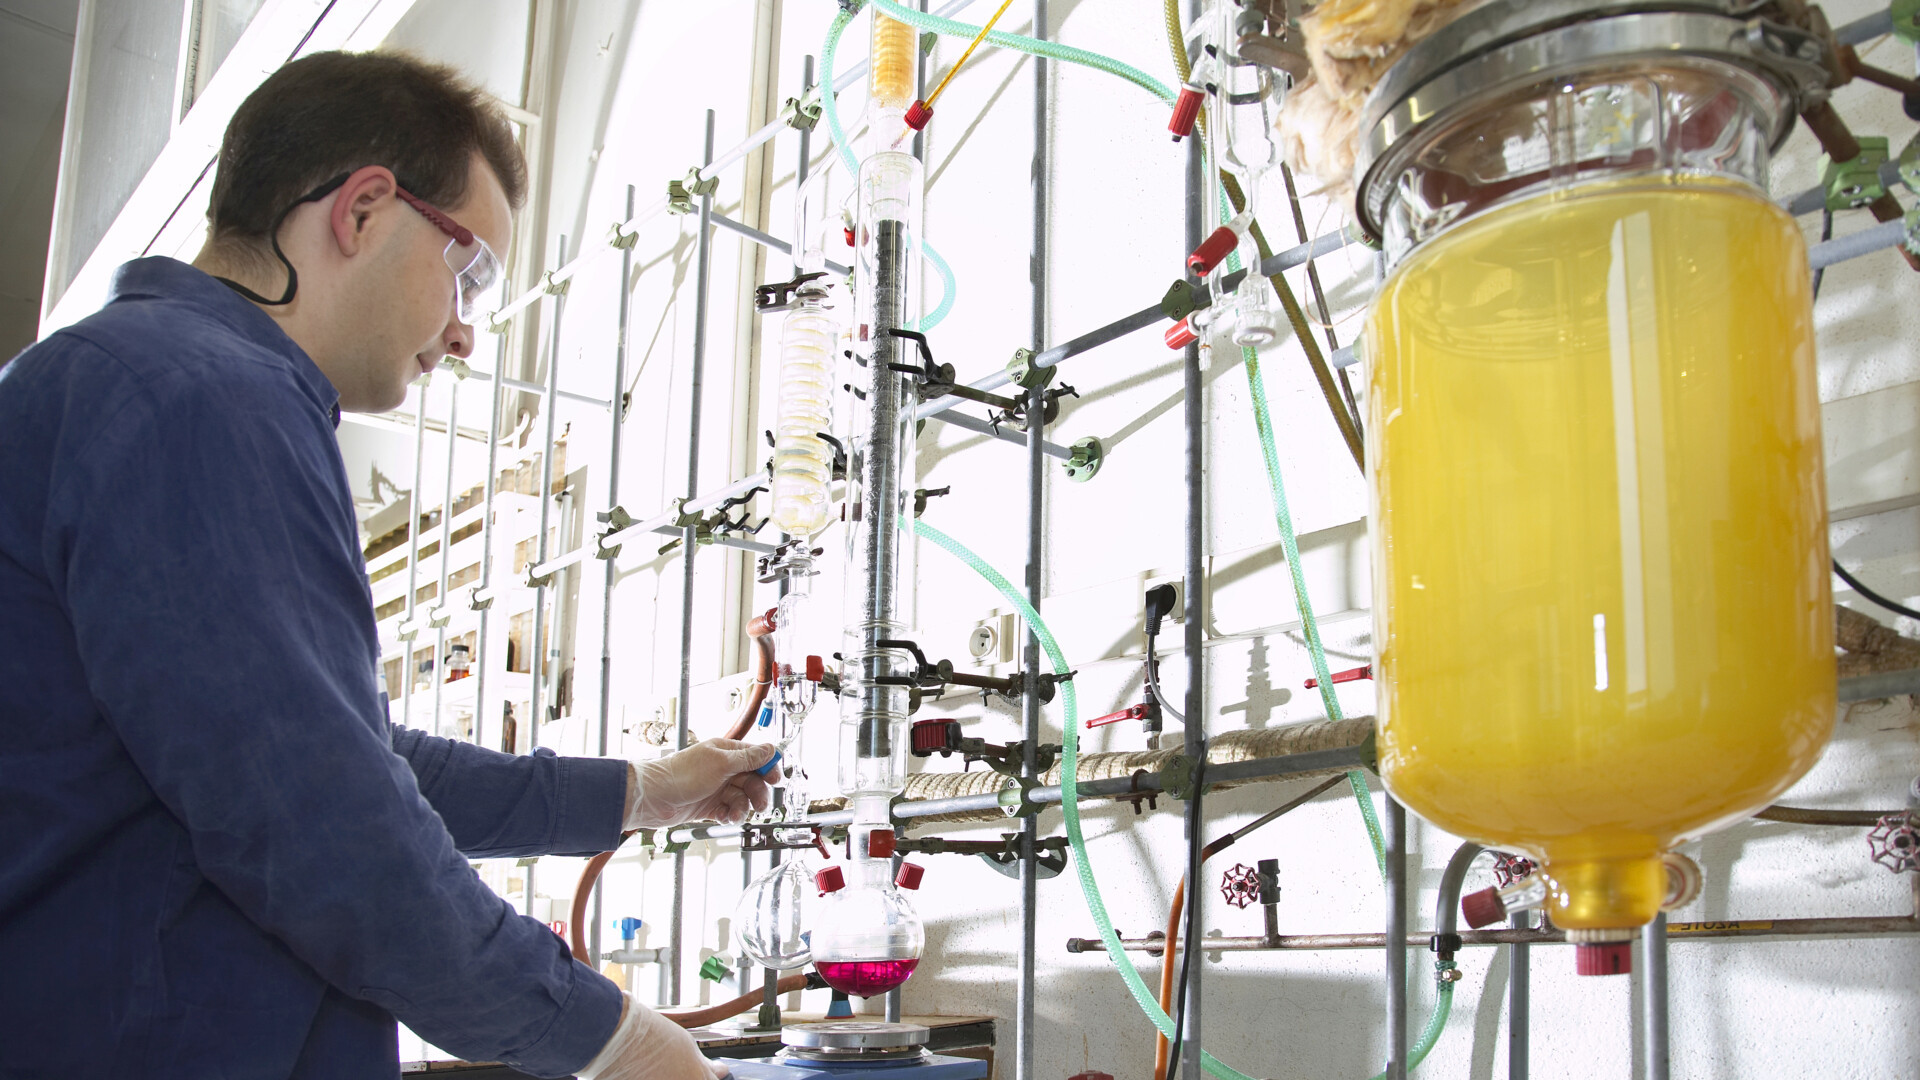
[459,365,611,410]
[711,212,850,277]
[591,184,638,974]
[670,113,717,1009]
[1509,909,1530,1080]
[527,236,568,753]
[1017,5,1048,1075]
[470,334,510,750]
[1179,39,1206,1072]
[1643,913,1670,1080]
[430,379,460,737]
[400,385,427,727]
[1385,797,1408,1080]
[928,407,1074,458]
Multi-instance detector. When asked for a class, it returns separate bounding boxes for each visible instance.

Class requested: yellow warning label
[1667,920,1773,934]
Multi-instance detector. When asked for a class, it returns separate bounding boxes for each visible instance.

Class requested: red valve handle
[1086,703,1151,730]
[1187,224,1239,276]
[1168,85,1204,141]
[1304,664,1372,689]
[1165,317,1199,350]
[805,654,826,682]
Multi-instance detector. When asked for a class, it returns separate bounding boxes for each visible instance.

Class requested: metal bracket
[1063,436,1103,482]
[426,604,451,630]
[1159,753,1203,801]
[1896,0,1920,44]
[781,93,823,132]
[607,220,640,250]
[1823,136,1891,211]
[667,169,720,215]
[912,486,952,517]
[1005,347,1055,391]
[542,269,571,296]
[755,271,830,313]
[1161,278,1210,321]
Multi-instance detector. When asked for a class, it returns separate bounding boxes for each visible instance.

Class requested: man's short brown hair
[207,50,527,257]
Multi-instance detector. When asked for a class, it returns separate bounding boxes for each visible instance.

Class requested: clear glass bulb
[734,860,816,971]
[809,877,924,997]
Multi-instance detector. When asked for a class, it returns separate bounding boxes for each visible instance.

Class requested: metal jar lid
[780,1021,931,1049]
[1353,0,1826,240]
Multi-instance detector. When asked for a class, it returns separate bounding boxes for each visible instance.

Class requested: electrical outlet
[1144,574,1186,624]
[968,612,1017,666]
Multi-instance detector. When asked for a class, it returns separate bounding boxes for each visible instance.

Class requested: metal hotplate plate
[781,1022,932,1050]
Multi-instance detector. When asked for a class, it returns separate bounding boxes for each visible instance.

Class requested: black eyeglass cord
[214,172,354,308]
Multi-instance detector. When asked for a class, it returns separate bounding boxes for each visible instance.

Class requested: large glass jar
[1356,3,1834,965]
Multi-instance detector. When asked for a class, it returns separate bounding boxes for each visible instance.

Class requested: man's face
[341,153,514,413]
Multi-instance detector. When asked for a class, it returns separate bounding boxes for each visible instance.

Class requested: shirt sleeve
[391,724,628,859]
[44,362,619,1079]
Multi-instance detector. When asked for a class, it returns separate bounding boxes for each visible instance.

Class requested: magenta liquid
[814,958,919,997]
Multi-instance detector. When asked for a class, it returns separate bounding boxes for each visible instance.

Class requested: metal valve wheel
[1491,851,1535,888]
[1868,813,1919,874]
[1220,863,1261,909]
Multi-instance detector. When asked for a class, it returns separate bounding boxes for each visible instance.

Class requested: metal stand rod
[470,333,510,751]
[1509,910,1530,1080]
[1385,797,1408,1080]
[1643,913,1670,1080]
[430,380,460,738]
[1017,5,1048,1074]
[1179,36,1205,1070]
[591,184,638,974]
[711,212,850,277]
[670,112,716,1009]
[400,387,427,727]
[526,235,569,754]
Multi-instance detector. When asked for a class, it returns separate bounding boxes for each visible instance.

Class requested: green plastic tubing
[820,4,957,332]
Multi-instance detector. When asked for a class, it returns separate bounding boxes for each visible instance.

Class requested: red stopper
[1165,317,1199,350]
[1575,942,1633,976]
[805,655,826,682]
[1187,224,1239,276]
[895,862,925,890]
[905,100,934,130]
[1168,85,1204,141]
[843,226,856,248]
[1460,887,1506,930]
[815,866,846,894]
[866,828,897,859]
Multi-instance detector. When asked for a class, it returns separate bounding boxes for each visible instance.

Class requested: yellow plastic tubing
[1367,177,1834,931]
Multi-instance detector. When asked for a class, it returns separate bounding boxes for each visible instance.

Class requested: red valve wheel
[1491,851,1536,888]
[1220,863,1260,909]
[1869,813,1919,874]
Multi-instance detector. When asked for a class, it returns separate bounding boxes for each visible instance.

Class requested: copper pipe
[662,973,811,1028]
[726,608,779,741]
[1841,44,1920,98]
[1756,805,1903,826]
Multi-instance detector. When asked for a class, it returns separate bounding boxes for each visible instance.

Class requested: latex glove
[624,738,775,830]
[577,994,727,1080]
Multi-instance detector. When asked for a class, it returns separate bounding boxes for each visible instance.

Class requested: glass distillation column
[813,5,927,999]
[1355,4,1834,974]
[1194,0,1286,347]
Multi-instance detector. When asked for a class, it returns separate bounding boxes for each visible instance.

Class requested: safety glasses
[393,186,503,325]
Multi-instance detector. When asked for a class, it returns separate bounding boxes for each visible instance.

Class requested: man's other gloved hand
[624,738,775,830]
[577,995,727,1080]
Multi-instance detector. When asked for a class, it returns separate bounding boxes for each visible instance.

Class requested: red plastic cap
[1187,224,1239,276]
[805,654,826,682]
[1575,942,1633,976]
[816,866,845,894]
[1165,317,1199,350]
[1460,887,1506,930]
[905,100,933,130]
[867,828,897,859]
[843,226,856,248]
[896,862,925,890]
[1168,86,1203,140]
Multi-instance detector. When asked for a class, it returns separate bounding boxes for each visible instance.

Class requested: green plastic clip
[1895,0,1920,44]
[698,955,730,983]
[667,169,720,215]
[1822,136,1890,211]
[1063,436,1103,483]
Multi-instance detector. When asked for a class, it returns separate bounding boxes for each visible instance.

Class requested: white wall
[347,1,1920,1076]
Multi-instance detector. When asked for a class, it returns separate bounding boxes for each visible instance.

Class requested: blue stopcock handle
[754,748,783,777]
[755,701,775,728]
[617,917,643,941]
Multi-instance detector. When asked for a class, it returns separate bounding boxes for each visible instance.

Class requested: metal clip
[667,168,720,215]
[781,93,823,132]
[754,271,830,313]
[608,220,640,251]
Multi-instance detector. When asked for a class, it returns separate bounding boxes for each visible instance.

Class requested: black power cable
[1164,747,1207,1080]
[1833,558,1920,621]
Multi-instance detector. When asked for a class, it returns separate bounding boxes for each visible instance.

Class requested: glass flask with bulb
[808,860,925,998]
[1356,3,1833,966]
[734,859,815,971]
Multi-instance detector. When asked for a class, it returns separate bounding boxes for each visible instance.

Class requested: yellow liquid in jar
[870,12,917,111]
[1366,179,1834,930]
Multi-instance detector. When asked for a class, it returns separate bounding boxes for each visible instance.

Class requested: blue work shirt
[0,258,627,1078]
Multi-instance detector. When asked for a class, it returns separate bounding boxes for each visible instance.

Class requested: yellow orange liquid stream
[1366,179,1834,929]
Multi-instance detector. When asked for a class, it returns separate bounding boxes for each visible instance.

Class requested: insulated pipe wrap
[1040,717,1373,788]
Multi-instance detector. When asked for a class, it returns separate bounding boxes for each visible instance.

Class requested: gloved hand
[577,994,727,1080]
[624,738,776,830]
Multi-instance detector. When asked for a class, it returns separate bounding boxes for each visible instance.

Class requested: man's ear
[328,165,400,256]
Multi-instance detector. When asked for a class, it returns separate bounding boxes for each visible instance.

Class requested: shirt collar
[107,258,344,430]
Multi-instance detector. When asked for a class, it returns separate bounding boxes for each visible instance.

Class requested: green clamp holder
[608,220,640,251]
[1902,202,1920,258]
[1005,347,1056,391]
[1895,0,1920,44]
[698,955,731,983]
[1063,436,1103,482]
[542,268,572,296]
[1898,132,1920,195]
[440,357,472,381]
[1160,279,1209,321]
[667,169,720,215]
[1822,136,1890,211]
[1158,753,1203,801]
[659,832,693,856]
[781,94,823,132]
[595,506,633,561]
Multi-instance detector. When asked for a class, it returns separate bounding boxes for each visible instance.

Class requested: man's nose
[441,314,474,360]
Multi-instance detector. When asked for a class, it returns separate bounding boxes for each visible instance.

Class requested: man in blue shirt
[0,51,772,1079]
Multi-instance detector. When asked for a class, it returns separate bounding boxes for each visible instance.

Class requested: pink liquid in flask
[814,958,919,997]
